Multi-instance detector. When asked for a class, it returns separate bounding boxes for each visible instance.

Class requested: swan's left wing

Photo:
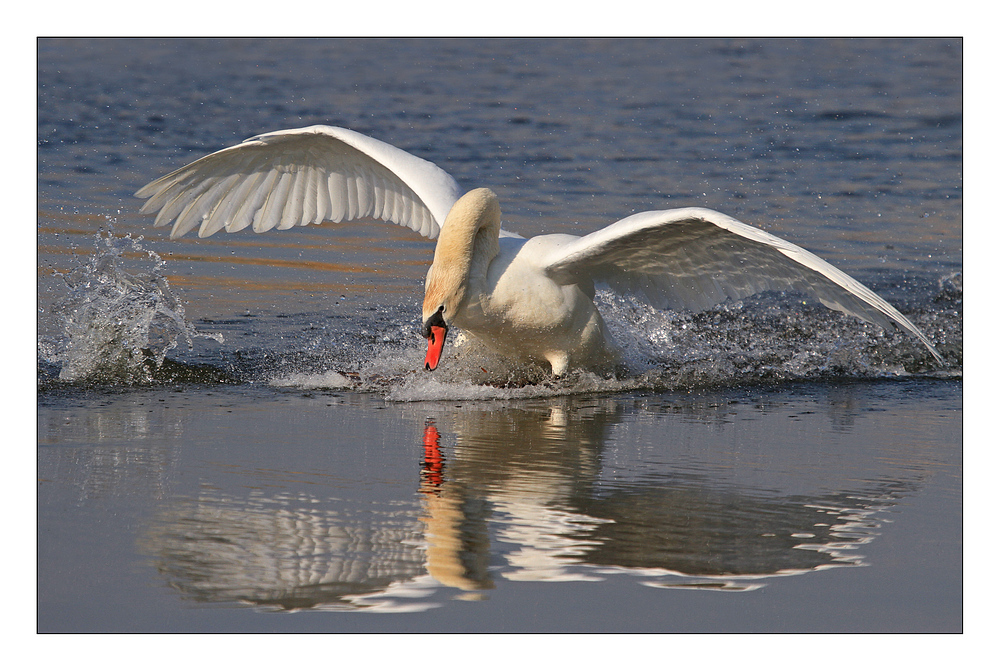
[543,207,943,363]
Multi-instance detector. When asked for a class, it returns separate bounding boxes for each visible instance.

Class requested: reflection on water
[142,492,430,612]
[121,390,938,612]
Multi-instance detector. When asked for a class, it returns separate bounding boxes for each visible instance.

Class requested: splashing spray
[47,228,223,383]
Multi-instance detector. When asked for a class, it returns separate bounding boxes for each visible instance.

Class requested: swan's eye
[437,305,445,314]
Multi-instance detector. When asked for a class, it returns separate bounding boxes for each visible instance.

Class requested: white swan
[135,125,944,374]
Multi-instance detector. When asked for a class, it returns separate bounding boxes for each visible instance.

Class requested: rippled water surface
[37,38,961,633]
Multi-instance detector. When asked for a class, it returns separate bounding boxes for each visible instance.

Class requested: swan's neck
[424,189,501,318]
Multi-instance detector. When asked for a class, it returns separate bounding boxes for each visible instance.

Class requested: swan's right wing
[135,125,464,240]
[543,207,943,363]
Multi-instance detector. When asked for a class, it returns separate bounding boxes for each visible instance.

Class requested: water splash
[41,228,223,384]
[267,277,960,401]
[598,283,960,385]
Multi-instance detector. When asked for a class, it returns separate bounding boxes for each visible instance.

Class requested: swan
[135,125,944,374]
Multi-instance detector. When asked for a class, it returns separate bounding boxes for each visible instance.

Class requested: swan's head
[421,188,501,371]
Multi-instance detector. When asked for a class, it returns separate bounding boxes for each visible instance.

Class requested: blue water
[36,38,961,634]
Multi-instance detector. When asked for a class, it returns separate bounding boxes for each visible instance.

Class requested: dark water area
[36,38,962,636]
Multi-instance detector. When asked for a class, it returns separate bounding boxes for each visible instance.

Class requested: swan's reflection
[416,401,910,594]
[140,394,923,611]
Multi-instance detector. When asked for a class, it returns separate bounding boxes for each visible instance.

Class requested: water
[37,38,961,634]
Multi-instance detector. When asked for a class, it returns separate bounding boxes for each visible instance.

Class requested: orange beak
[424,325,448,371]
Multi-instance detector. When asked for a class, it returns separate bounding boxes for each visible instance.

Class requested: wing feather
[225,171,270,234]
[254,170,293,233]
[295,166,318,230]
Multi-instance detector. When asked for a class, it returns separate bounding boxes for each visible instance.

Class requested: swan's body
[135,125,944,374]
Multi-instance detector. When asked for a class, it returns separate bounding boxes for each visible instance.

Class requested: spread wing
[543,207,943,363]
[134,125,464,240]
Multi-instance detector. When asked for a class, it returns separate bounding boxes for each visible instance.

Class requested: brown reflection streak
[162,274,414,295]
[37,242,423,276]
[39,218,434,261]
[163,253,386,275]
[207,231,430,252]
[165,237,430,257]
[37,261,415,295]
[37,212,110,228]
[37,246,429,289]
